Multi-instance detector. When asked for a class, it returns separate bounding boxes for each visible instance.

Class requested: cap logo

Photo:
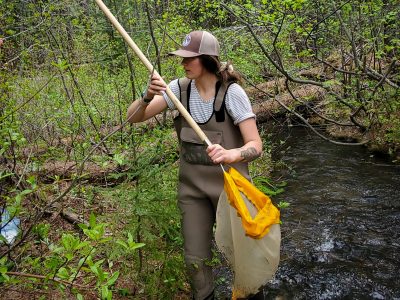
[182,34,191,47]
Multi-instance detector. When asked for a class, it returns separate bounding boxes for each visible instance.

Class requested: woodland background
[0,0,399,299]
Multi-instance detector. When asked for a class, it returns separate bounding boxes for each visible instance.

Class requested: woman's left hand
[206,144,240,164]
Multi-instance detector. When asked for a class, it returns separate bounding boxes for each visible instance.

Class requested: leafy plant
[253,176,287,196]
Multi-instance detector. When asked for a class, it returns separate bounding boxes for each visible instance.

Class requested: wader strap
[174,78,192,139]
[214,81,233,123]
[178,77,192,110]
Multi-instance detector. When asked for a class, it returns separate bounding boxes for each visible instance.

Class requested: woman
[127,30,262,300]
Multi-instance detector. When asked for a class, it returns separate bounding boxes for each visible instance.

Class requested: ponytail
[218,61,242,83]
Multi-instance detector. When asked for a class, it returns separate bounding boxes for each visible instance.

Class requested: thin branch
[335,5,361,69]
[334,4,398,89]
[6,271,91,289]
[145,2,162,75]
[0,74,56,123]
[313,56,360,76]
[283,80,355,127]
[271,10,287,71]
[2,19,46,41]
[304,0,352,46]
[327,91,355,110]
[47,30,112,155]
[1,105,143,259]
[366,65,398,89]
[349,105,368,131]
[220,2,324,87]
[371,59,397,96]
[281,79,368,146]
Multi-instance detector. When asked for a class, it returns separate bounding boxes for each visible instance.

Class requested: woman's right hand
[127,73,169,123]
[144,73,167,100]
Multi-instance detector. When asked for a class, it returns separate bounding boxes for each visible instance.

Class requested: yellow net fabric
[223,167,280,239]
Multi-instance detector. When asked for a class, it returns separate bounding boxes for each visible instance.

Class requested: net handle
[94,0,211,146]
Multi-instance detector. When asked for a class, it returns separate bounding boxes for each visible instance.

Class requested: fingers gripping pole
[94,0,211,146]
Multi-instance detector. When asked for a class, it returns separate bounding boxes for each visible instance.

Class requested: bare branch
[0,104,142,259]
[220,2,324,87]
[371,59,397,96]
[6,271,91,290]
[0,74,56,123]
[283,80,355,127]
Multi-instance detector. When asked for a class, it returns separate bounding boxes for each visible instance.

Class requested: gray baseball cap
[169,31,220,57]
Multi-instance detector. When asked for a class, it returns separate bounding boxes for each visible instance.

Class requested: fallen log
[252,84,326,123]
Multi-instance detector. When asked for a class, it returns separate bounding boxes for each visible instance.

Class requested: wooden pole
[94,0,211,146]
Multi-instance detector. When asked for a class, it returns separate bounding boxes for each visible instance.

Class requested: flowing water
[261,126,400,299]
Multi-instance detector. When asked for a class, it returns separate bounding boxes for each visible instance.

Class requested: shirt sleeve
[162,79,180,110]
[225,83,256,125]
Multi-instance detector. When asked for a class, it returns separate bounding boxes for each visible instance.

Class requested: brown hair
[198,55,242,84]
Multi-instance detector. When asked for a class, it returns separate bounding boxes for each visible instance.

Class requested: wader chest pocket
[180,127,223,165]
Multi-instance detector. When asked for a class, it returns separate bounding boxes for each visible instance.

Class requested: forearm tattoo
[240,147,260,162]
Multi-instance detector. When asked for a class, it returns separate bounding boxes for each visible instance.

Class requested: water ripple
[264,127,400,299]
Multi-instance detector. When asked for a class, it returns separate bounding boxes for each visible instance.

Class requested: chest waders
[174,78,250,300]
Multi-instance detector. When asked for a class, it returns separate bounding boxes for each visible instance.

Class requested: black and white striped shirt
[163,79,255,125]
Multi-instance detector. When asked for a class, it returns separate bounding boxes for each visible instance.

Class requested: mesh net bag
[215,167,281,299]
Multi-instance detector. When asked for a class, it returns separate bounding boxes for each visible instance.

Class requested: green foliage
[0,0,399,298]
[253,176,287,196]
[116,232,145,252]
[277,201,290,209]
[0,257,10,283]
[18,214,126,299]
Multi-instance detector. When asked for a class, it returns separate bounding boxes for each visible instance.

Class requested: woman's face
[181,57,204,79]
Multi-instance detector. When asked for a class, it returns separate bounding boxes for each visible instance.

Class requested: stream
[260,126,400,299]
